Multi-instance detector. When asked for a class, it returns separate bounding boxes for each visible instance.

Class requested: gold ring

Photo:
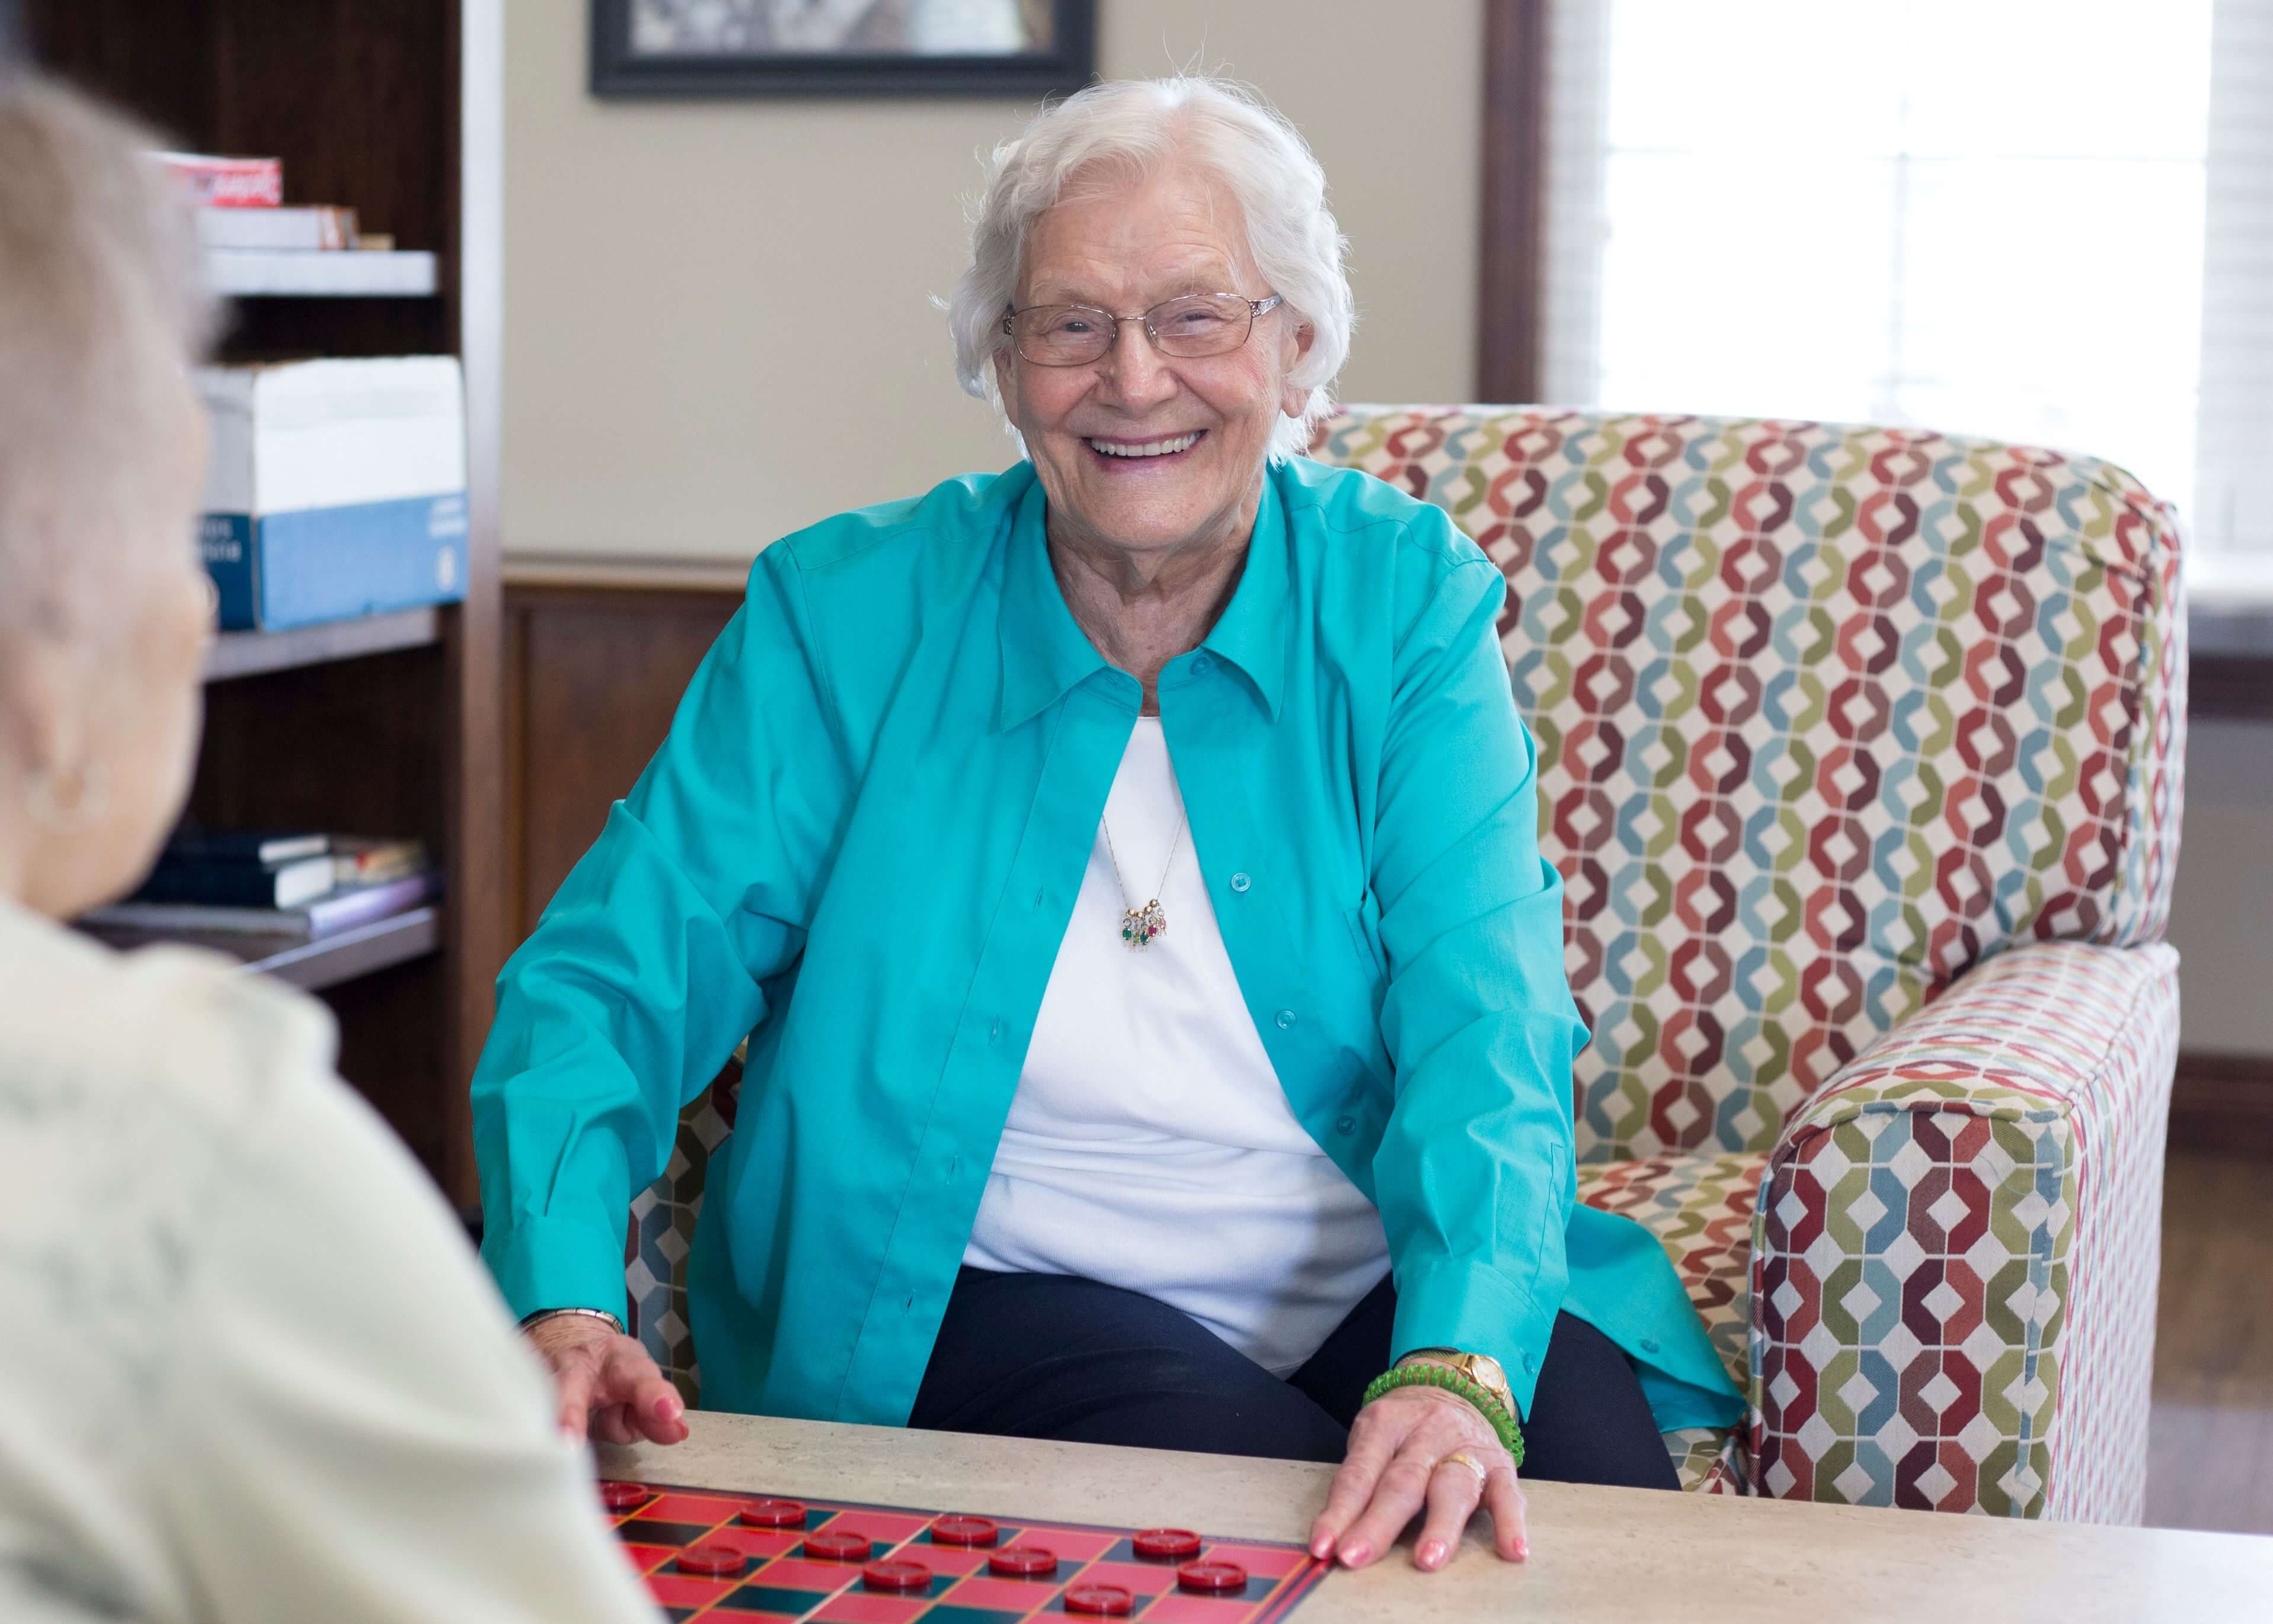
[1439,1450,1491,1485]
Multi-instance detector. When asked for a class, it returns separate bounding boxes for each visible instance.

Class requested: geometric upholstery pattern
[626,1070,736,1406]
[1314,407,2188,1517]
[626,405,2185,1520]
[1756,936,2179,1521]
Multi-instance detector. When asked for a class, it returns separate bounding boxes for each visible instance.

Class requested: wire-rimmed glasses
[1002,293,1283,367]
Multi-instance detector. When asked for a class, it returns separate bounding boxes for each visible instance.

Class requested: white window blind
[1536,0,2273,592]
[2197,0,2273,592]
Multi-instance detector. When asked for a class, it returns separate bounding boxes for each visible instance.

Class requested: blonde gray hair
[948,76,1353,463]
[0,69,218,640]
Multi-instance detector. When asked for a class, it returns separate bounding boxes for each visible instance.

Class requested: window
[1534,0,2272,595]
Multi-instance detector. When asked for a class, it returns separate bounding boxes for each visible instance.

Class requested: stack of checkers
[597,1479,1329,1622]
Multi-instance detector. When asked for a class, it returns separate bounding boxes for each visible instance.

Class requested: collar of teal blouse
[995,460,1291,732]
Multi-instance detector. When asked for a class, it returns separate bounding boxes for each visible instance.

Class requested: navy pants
[910,1267,1679,1490]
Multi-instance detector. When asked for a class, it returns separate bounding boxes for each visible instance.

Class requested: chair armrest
[1749,939,2180,1519]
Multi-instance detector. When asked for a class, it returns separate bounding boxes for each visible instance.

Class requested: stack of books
[79,830,440,944]
[157,149,398,256]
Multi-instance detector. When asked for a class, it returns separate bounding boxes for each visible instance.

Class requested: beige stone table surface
[598,1412,2273,1623]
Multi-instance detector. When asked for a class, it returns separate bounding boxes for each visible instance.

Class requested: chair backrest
[1312,407,2185,1162]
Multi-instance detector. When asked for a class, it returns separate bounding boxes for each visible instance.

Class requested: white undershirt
[963,718,1392,1377]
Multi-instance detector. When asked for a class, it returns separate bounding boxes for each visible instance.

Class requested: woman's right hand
[525,1314,692,1447]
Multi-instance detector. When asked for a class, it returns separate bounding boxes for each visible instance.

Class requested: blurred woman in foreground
[0,71,665,1624]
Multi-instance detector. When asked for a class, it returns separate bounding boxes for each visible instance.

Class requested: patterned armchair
[627,406,2186,1524]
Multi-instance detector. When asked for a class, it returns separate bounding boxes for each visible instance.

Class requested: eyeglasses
[1002,293,1284,367]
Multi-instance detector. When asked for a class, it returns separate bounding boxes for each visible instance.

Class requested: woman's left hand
[1307,1383,1526,1572]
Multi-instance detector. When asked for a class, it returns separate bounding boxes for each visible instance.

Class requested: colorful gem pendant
[1120,898,1167,950]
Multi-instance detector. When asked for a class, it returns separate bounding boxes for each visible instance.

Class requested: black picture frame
[590,0,1096,100]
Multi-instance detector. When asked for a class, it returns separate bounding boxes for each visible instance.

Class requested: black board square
[715,1584,833,1615]
[618,1518,718,1548]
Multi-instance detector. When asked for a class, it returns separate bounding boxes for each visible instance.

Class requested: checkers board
[602,1479,1329,1623]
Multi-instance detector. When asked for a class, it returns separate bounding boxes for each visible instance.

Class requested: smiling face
[995,162,1313,567]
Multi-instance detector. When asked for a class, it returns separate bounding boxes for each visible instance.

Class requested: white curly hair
[947,75,1354,463]
[0,69,217,643]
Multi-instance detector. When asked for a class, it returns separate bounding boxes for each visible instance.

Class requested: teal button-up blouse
[472,456,1744,1436]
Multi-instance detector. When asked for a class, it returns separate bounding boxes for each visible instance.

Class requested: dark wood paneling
[2170,1051,2273,1161]
[504,583,741,941]
[21,2,216,139]
[1478,0,1548,404]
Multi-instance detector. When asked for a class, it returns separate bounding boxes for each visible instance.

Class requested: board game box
[601,1479,1331,1623]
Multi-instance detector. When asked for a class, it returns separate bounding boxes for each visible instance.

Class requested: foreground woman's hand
[1309,1384,1525,1572]
[525,1313,691,1446]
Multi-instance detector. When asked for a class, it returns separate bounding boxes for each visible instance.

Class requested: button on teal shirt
[472,457,1743,1435]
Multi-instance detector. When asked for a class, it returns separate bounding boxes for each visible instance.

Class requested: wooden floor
[2144,1152,2273,1535]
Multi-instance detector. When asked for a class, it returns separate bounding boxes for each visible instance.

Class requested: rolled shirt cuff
[1389,1256,1558,1422]
[481,1211,634,1327]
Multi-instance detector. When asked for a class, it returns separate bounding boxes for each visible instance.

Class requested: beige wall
[501,2,1483,562]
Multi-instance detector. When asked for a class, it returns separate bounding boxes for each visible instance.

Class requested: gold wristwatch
[1400,1347,1516,1417]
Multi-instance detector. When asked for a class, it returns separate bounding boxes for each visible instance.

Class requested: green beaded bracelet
[1361,1362,1525,1468]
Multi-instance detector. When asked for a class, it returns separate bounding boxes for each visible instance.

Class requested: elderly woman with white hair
[478,76,1741,1571]
[0,71,671,1624]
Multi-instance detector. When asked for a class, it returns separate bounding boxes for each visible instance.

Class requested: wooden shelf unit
[30,0,506,1211]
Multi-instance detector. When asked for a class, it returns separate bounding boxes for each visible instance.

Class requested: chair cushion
[1577,1148,1769,1491]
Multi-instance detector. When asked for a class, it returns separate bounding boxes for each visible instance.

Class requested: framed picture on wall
[591,0,1096,99]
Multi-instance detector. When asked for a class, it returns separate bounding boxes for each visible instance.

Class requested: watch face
[1464,1355,1513,1407]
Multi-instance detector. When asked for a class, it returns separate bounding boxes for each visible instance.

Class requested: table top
[597,1412,2273,1623]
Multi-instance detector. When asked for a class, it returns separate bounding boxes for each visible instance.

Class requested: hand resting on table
[525,1314,692,1447]
[1310,1382,1526,1572]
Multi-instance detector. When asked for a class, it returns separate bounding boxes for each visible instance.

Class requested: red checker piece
[930,1514,1000,1548]
[804,1528,875,1562]
[1177,1560,1248,1594]
[1133,1527,1203,1561]
[597,1480,650,1511]
[1066,1583,1135,1616]
[676,1542,750,1578]
[738,1497,808,1528]
[987,1543,1059,1577]
[860,1559,933,1594]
